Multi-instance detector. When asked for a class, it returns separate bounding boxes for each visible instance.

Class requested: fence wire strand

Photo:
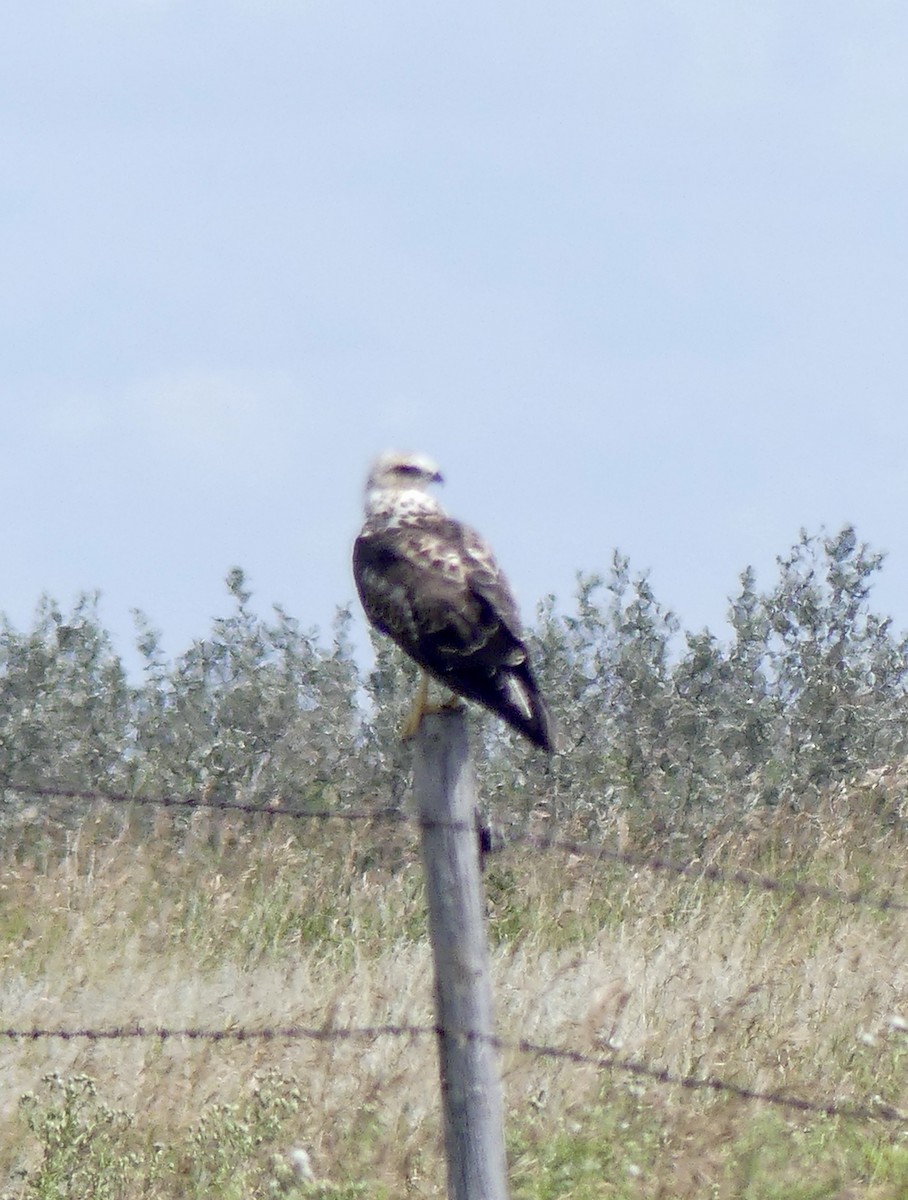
[1,780,905,1130]
[0,1023,902,1125]
[512,830,908,913]
[5,782,906,915]
[3,783,400,825]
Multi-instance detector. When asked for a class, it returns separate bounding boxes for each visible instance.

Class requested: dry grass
[0,792,905,1198]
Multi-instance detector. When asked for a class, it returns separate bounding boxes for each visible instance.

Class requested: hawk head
[365,450,443,492]
[363,450,444,517]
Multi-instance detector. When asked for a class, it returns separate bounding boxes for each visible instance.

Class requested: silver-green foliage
[476,526,908,827]
[1,528,906,832]
[11,1071,354,1200]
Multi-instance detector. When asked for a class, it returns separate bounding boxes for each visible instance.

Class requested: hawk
[353,450,556,752]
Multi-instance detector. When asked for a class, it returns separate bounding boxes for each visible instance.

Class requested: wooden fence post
[413,708,510,1200]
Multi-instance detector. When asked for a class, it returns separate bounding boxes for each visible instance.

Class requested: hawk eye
[395,464,421,475]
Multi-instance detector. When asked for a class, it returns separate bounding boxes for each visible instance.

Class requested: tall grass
[0,793,904,1198]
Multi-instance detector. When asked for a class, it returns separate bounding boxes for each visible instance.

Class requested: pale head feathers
[363,450,445,523]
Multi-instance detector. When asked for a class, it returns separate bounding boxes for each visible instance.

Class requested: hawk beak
[432,470,444,485]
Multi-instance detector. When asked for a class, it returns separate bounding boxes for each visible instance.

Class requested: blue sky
[2,2,907,670]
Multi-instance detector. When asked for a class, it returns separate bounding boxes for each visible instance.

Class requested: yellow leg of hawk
[400,671,465,740]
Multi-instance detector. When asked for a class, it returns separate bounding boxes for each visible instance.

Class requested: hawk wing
[353,514,555,751]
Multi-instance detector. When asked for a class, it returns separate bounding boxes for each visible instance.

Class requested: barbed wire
[1,784,905,1128]
[0,1022,902,1124]
[2,783,398,825]
[4,782,906,915]
[512,830,908,914]
[0,1022,429,1045]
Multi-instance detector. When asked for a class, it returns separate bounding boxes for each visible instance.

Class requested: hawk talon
[400,675,465,739]
[400,671,430,740]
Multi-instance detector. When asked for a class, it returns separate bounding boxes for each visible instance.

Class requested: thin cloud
[41,370,303,469]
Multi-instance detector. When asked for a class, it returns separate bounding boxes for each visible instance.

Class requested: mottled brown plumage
[353,451,555,752]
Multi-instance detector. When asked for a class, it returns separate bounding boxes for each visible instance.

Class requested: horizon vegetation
[0,523,905,1197]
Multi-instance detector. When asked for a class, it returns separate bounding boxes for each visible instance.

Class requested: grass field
[0,785,905,1199]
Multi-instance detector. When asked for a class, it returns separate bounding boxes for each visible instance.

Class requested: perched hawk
[353,450,556,752]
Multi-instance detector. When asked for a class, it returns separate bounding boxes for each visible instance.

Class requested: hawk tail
[496,667,557,753]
